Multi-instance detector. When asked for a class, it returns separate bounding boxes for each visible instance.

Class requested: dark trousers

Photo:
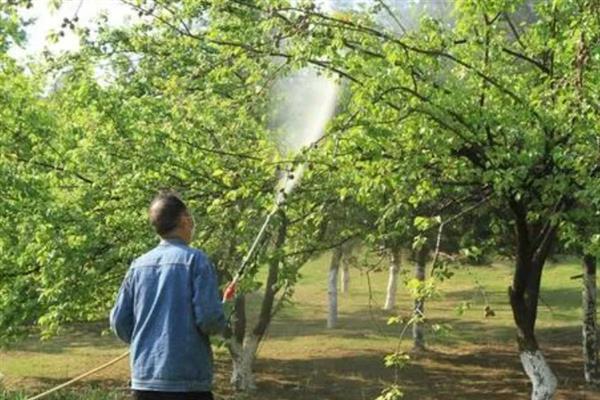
[132,390,214,400]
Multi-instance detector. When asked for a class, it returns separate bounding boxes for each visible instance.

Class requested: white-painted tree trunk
[583,255,600,384]
[341,264,350,294]
[520,350,558,400]
[230,335,259,391]
[327,247,343,328]
[383,247,401,311]
[413,248,426,351]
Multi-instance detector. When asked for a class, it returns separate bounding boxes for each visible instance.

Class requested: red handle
[223,281,236,302]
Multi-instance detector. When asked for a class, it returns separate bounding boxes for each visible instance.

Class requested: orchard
[1,1,599,399]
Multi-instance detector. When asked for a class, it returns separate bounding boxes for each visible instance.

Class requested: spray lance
[221,171,294,302]
[222,67,339,303]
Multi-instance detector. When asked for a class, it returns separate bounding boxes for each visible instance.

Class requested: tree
[219,0,600,397]
[0,0,360,391]
[327,245,343,328]
[559,199,600,385]
[582,254,600,385]
[340,240,356,293]
[328,1,598,396]
[3,2,599,398]
[383,245,401,311]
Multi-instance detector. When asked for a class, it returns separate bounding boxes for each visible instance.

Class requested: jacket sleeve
[192,254,226,336]
[110,268,135,344]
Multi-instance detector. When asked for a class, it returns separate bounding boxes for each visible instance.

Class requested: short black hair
[148,192,188,236]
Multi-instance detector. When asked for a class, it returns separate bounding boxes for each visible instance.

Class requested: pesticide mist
[270,68,339,199]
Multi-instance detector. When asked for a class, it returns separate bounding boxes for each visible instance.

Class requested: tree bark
[327,246,344,328]
[583,254,600,385]
[228,294,251,389]
[230,334,259,391]
[508,199,557,399]
[252,213,287,337]
[413,247,427,351]
[519,350,558,400]
[383,246,401,311]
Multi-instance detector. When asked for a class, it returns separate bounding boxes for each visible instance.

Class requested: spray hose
[26,351,130,400]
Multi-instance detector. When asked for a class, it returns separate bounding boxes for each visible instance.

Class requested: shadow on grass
[4,321,121,354]
[3,381,130,400]
[214,345,596,400]
[5,323,594,400]
[267,305,580,345]
[8,282,583,355]
[440,286,581,311]
[12,344,595,400]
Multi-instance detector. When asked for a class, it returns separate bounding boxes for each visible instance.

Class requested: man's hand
[223,281,236,302]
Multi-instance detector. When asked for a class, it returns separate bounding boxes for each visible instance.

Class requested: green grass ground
[1,253,598,399]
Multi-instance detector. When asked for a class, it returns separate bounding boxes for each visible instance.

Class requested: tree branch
[502,47,550,74]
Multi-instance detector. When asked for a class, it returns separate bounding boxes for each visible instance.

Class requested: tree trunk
[230,334,259,391]
[327,246,343,328]
[228,294,253,389]
[509,261,558,399]
[340,241,352,293]
[519,350,558,400]
[383,246,401,311]
[583,254,600,385]
[413,247,427,351]
[341,263,350,294]
[508,200,558,399]
[230,211,288,391]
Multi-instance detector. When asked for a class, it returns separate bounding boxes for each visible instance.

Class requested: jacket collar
[159,237,188,246]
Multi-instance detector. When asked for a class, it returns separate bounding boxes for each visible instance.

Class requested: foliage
[1,0,599,397]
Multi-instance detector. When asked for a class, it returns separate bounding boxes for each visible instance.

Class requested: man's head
[148,192,195,243]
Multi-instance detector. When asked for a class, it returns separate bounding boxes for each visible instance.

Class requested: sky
[9,0,458,60]
[9,0,137,60]
[10,1,450,61]
[10,0,344,60]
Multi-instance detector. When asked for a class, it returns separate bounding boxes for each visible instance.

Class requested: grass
[0,389,124,400]
[0,253,598,399]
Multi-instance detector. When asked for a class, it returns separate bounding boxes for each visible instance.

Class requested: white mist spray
[223,67,338,299]
[271,68,339,201]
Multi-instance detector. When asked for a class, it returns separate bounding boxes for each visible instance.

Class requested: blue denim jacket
[110,238,226,392]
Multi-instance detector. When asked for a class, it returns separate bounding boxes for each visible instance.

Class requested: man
[110,192,227,400]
